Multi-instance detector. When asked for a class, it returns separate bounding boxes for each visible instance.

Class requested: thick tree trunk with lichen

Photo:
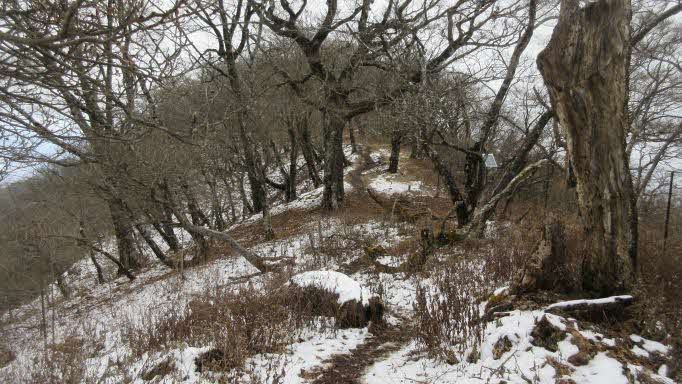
[537,0,636,295]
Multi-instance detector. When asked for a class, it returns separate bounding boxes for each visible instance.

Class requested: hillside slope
[0,146,675,384]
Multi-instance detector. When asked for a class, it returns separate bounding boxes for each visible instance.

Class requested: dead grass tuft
[0,343,15,368]
[122,274,382,376]
[530,316,566,352]
[141,358,175,381]
[123,282,301,373]
[413,255,488,360]
[546,356,574,377]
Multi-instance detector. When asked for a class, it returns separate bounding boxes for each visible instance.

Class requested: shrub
[122,274,381,377]
[414,257,487,361]
[124,284,300,373]
[27,336,88,384]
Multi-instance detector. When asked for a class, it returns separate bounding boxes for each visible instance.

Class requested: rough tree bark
[537,0,637,294]
[321,109,346,210]
[266,130,299,203]
[388,132,402,174]
[89,251,105,284]
[154,181,181,251]
[298,120,322,188]
[107,197,141,273]
[286,128,299,201]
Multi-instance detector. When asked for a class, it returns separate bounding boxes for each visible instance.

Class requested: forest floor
[0,144,676,384]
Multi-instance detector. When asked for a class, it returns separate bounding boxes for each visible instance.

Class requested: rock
[483,300,514,322]
[546,296,634,324]
[366,297,384,324]
[337,300,368,328]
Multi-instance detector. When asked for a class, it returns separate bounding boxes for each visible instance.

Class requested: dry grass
[122,277,302,371]
[635,222,682,381]
[413,253,492,360]
[0,343,15,368]
[545,356,574,377]
[120,272,379,378]
[20,329,105,384]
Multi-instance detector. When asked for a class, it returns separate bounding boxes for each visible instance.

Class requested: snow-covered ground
[0,147,675,384]
[363,307,674,384]
[368,173,425,196]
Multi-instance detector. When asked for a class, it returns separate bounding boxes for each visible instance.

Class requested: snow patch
[290,270,373,305]
[546,295,633,310]
[368,173,423,196]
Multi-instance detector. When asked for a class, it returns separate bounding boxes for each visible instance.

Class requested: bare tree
[537,0,636,294]
[0,1,186,272]
[627,0,682,200]
[256,0,525,210]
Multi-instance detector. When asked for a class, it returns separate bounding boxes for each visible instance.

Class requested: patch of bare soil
[307,318,413,384]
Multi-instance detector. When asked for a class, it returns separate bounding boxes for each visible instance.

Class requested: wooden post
[663,171,674,253]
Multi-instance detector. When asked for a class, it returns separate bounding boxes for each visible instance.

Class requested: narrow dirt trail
[305,148,414,383]
[348,146,380,192]
[309,318,413,384]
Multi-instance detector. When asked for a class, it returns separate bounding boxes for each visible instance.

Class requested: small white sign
[484,153,498,168]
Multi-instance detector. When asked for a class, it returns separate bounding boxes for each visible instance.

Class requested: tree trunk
[299,122,322,188]
[388,133,401,174]
[236,172,254,216]
[287,128,299,201]
[108,197,142,273]
[410,139,422,159]
[492,110,553,197]
[89,252,105,284]
[171,207,270,273]
[222,176,238,223]
[204,171,226,231]
[537,0,636,294]
[421,141,469,226]
[40,281,47,341]
[181,182,210,227]
[136,224,173,268]
[321,110,346,210]
[155,182,180,251]
[55,273,69,299]
[349,122,358,154]
[463,141,486,216]
[513,218,576,294]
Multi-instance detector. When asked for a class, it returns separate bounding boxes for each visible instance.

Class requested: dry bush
[413,257,488,362]
[123,285,302,373]
[485,224,537,284]
[493,202,585,294]
[412,211,560,361]
[121,274,379,376]
[26,336,88,384]
[0,343,15,368]
[636,224,682,381]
